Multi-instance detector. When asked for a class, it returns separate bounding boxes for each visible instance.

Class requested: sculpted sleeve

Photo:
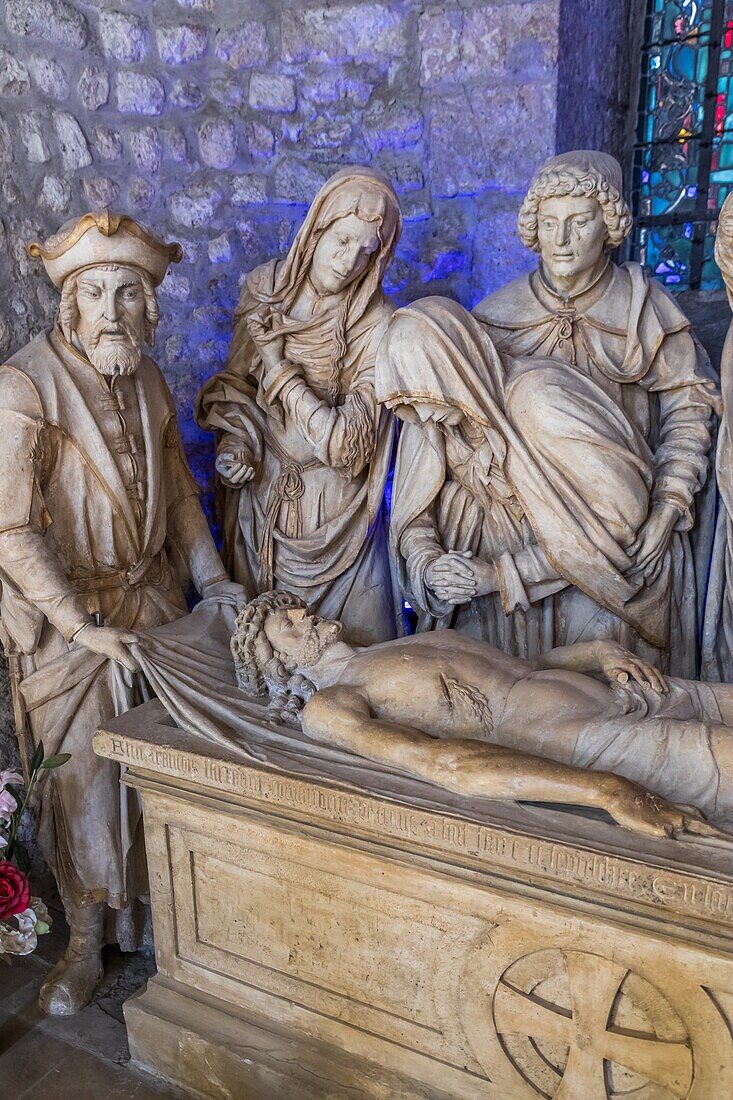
[0,368,91,642]
[642,330,719,526]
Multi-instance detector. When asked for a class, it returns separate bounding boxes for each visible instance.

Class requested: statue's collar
[532,260,613,313]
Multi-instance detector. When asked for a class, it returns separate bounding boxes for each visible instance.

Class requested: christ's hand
[595,641,667,693]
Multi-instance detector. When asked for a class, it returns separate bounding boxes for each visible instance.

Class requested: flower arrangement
[0,742,69,959]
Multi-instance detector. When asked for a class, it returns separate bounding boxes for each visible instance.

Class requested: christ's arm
[300,685,718,839]
[534,640,667,692]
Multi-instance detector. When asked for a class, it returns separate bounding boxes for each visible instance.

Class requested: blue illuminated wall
[0,0,634,505]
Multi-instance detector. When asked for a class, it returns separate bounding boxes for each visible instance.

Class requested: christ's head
[231,591,342,723]
[59,263,158,376]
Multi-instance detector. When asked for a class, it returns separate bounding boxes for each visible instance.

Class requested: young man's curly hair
[231,589,316,725]
[518,163,633,254]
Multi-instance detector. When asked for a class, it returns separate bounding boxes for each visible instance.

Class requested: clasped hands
[425,550,495,605]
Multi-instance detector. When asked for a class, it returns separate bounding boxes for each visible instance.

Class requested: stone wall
[0,0,570,498]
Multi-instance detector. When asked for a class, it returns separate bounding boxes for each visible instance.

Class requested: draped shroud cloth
[377,295,716,670]
[196,167,402,646]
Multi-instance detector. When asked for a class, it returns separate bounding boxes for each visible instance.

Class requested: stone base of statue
[95,701,733,1100]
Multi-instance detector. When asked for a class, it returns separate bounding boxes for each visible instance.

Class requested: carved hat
[26,212,183,288]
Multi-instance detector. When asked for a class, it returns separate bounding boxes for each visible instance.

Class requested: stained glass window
[631,0,733,290]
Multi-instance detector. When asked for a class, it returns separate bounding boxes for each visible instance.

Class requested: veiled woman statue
[378,297,676,654]
[196,167,402,645]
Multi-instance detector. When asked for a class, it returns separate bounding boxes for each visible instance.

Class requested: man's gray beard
[87,339,142,376]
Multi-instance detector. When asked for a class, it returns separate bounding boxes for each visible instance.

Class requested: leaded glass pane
[632,0,733,291]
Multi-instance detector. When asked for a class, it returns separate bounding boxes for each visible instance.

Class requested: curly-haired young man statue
[383,151,719,677]
[230,591,733,840]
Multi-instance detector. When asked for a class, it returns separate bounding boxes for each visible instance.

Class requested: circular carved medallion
[492,949,693,1099]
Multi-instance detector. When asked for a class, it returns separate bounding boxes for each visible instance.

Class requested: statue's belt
[70,553,163,594]
[259,441,319,590]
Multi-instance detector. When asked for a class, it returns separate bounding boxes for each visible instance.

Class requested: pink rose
[0,860,31,919]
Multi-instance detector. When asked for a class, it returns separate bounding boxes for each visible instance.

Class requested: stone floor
[0,908,187,1098]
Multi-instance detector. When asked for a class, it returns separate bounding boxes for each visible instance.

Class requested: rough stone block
[0,49,30,96]
[78,67,109,111]
[198,118,236,169]
[231,174,267,206]
[249,73,296,113]
[211,79,243,108]
[363,102,423,153]
[129,127,162,174]
[128,178,156,211]
[170,183,222,227]
[419,2,559,86]
[92,125,122,161]
[208,233,232,264]
[214,22,269,69]
[99,10,149,63]
[53,111,92,170]
[160,271,191,301]
[157,23,208,65]
[274,158,331,204]
[282,4,406,64]
[83,176,119,208]
[165,127,188,162]
[117,72,165,115]
[429,82,556,196]
[29,55,69,100]
[5,0,88,48]
[0,119,13,164]
[39,173,71,213]
[244,120,275,158]
[18,112,49,163]
[170,80,204,110]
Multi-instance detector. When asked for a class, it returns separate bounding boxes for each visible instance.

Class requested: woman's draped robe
[196,260,396,646]
[461,263,718,675]
[0,328,209,936]
[381,290,718,676]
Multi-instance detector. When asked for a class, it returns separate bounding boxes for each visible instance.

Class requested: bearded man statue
[0,212,243,1014]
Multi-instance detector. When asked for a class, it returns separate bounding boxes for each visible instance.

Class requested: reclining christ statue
[231,591,733,840]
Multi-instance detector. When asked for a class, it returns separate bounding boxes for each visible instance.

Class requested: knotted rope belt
[258,437,319,591]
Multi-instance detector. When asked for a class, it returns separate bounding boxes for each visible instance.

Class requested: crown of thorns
[231,590,307,697]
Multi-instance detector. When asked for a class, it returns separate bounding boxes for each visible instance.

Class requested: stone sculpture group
[4,149,733,1016]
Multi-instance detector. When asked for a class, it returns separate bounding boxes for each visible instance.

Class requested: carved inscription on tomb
[97,731,733,927]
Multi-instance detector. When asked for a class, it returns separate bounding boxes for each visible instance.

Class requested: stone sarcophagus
[95,701,733,1100]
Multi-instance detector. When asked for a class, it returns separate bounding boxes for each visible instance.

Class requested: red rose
[0,860,31,919]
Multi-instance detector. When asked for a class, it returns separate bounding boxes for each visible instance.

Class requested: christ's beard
[298,621,342,667]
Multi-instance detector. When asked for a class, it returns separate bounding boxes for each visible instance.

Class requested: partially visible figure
[703,193,733,678]
[0,213,243,1014]
[470,150,718,675]
[196,167,402,645]
[232,591,733,838]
